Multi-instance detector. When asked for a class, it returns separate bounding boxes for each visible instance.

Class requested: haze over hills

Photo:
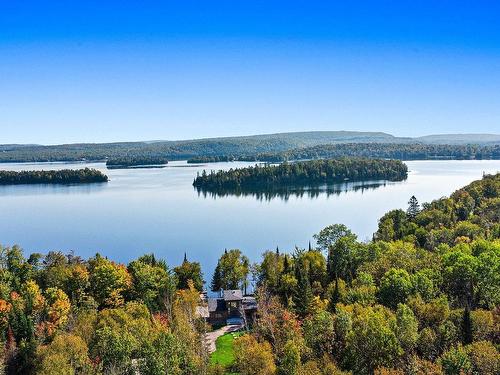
[2,131,499,148]
[416,133,500,145]
[0,131,499,163]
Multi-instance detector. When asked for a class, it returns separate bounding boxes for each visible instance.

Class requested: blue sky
[1,1,500,144]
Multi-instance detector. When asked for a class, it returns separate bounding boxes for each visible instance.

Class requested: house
[199,289,257,326]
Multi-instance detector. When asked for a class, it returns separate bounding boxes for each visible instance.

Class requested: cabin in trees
[198,289,257,326]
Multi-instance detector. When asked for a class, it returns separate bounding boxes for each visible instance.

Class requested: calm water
[0,160,499,280]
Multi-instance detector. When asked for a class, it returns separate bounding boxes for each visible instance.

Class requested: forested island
[193,158,408,191]
[105,155,169,169]
[187,155,236,164]
[0,173,498,374]
[0,168,108,185]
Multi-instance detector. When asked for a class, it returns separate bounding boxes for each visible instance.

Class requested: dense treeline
[187,156,236,164]
[188,143,500,164]
[210,173,500,375]
[2,131,499,164]
[0,168,108,185]
[0,249,206,374]
[106,155,169,168]
[0,132,398,163]
[0,173,498,374]
[193,158,408,190]
[258,143,500,162]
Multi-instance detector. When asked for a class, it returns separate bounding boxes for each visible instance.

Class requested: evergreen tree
[211,262,222,291]
[407,195,420,219]
[461,304,473,345]
[293,259,313,318]
[329,278,340,313]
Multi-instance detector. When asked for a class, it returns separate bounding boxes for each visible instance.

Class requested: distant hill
[416,133,500,145]
[0,131,499,163]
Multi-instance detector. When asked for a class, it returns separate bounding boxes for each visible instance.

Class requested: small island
[106,155,169,169]
[187,155,236,164]
[0,168,109,185]
[193,158,408,190]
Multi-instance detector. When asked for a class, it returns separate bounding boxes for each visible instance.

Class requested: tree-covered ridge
[0,168,108,185]
[0,173,498,374]
[106,155,169,168]
[375,172,500,247]
[193,158,408,190]
[187,143,500,164]
[187,155,236,164]
[258,143,500,162]
[0,131,400,163]
[1,131,499,164]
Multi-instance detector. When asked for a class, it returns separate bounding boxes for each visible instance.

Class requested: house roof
[223,289,243,301]
[208,298,226,312]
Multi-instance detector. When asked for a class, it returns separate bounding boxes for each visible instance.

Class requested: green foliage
[88,255,131,308]
[234,335,276,375]
[106,155,169,168]
[378,268,414,308]
[279,340,301,375]
[128,255,175,312]
[314,224,355,254]
[0,168,108,185]
[345,305,403,373]
[395,304,419,352]
[302,310,335,358]
[174,258,204,292]
[439,345,472,375]
[211,249,249,292]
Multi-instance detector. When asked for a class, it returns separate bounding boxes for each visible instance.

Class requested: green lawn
[210,332,244,368]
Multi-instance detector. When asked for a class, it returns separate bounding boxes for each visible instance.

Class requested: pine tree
[329,278,340,313]
[211,262,222,292]
[407,195,420,220]
[293,260,313,318]
[462,304,473,345]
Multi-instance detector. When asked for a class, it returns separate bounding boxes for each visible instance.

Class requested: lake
[0,160,499,282]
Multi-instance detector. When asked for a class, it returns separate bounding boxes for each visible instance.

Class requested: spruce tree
[211,262,222,292]
[462,304,473,345]
[293,260,313,318]
[407,195,420,220]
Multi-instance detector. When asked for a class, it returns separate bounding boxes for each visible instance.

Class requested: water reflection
[0,182,108,196]
[194,179,398,201]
